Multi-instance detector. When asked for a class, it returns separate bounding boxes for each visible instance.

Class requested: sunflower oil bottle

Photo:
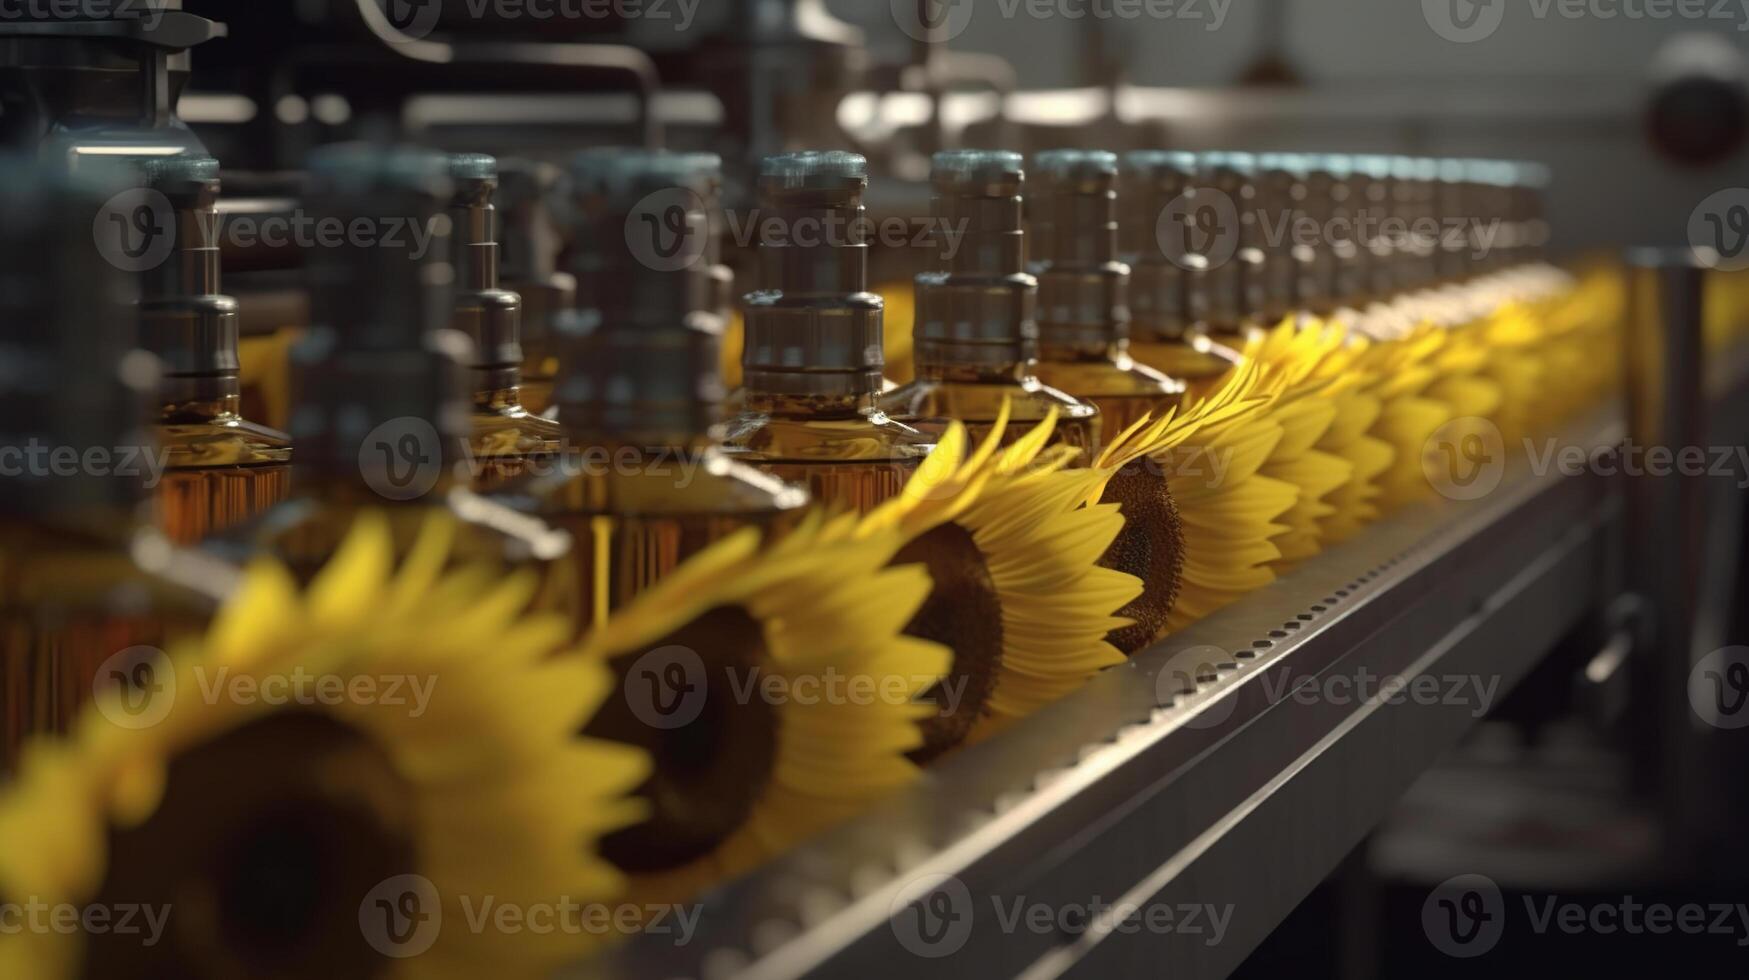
[1254,153,1317,328]
[1,161,231,771]
[721,151,936,511]
[446,154,565,488]
[1192,152,1274,348]
[138,155,293,545]
[1028,150,1185,435]
[880,150,1101,457]
[1120,150,1246,398]
[227,144,573,588]
[1306,154,1370,326]
[497,158,576,419]
[519,151,807,630]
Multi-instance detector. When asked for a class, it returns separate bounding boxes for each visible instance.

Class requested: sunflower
[0,511,647,980]
[856,405,1139,756]
[1306,333,1396,544]
[1077,364,1296,649]
[1240,320,1360,567]
[574,515,949,904]
[1350,324,1460,511]
[1473,301,1549,448]
[1539,266,1623,420]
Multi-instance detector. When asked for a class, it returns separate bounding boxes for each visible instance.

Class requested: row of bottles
[0,142,1560,770]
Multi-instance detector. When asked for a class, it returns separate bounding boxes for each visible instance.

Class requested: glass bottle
[1121,150,1246,397]
[1347,154,1418,340]
[1027,149,1185,436]
[446,154,564,489]
[223,144,572,594]
[497,158,576,419]
[880,150,1100,457]
[720,151,935,511]
[1306,154,1371,327]
[1256,152,1325,327]
[1,162,232,772]
[134,155,293,545]
[518,150,808,630]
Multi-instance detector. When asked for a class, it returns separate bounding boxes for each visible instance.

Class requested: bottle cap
[932,149,1025,191]
[741,149,883,398]
[555,151,726,441]
[497,158,575,359]
[913,149,1037,369]
[293,143,469,487]
[1032,148,1129,348]
[126,153,240,388]
[446,152,522,374]
[759,150,868,188]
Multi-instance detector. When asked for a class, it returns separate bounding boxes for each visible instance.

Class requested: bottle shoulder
[879,377,1100,424]
[719,410,936,464]
[511,446,811,517]
[469,407,566,458]
[1034,355,1186,399]
[0,520,231,615]
[1127,336,1245,383]
[158,416,293,469]
[213,491,571,582]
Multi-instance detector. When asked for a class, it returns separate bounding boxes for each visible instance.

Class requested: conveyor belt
[574,348,1749,980]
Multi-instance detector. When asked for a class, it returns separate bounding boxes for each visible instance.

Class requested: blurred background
[174,0,1749,251]
[15,2,1744,975]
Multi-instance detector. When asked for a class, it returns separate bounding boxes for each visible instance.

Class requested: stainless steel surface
[565,353,1749,979]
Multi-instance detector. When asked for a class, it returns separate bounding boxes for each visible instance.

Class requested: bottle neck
[472,368,524,412]
[1039,337,1127,363]
[743,390,880,419]
[159,388,242,423]
[915,359,1032,385]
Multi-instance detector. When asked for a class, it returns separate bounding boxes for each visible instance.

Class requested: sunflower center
[1099,463,1186,655]
[84,711,418,980]
[591,605,779,874]
[894,522,1003,764]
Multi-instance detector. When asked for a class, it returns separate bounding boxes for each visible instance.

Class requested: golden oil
[0,164,233,770]
[446,154,565,489]
[721,151,935,507]
[135,156,292,544]
[880,150,1100,458]
[224,145,573,606]
[517,151,807,630]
